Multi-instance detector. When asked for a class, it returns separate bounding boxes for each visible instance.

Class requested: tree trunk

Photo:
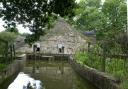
[10,45,13,62]
[5,42,8,64]
[13,44,16,60]
[101,52,106,72]
[88,42,91,53]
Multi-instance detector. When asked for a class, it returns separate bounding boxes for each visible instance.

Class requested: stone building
[16,17,87,54]
[38,17,87,54]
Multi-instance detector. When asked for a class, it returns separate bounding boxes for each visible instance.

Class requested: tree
[102,0,127,37]
[24,33,39,46]
[116,32,128,54]
[75,0,127,39]
[75,0,107,39]
[0,0,76,38]
[0,31,17,42]
[0,31,17,64]
[75,0,127,72]
[6,27,19,34]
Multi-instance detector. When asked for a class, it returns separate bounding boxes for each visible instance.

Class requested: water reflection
[8,72,43,89]
[23,60,97,89]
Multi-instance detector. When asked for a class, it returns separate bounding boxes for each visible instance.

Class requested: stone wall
[0,54,26,84]
[69,57,120,89]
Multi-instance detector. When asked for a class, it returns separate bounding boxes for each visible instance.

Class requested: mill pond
[1,58,97,89]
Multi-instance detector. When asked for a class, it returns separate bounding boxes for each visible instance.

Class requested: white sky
[0,18,32,34]
[76,0,80,3]
[0,0,105,34]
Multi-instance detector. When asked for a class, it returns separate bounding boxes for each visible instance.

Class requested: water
[23,60,97,89]
[8,72,42,89]
[2,59,98,89]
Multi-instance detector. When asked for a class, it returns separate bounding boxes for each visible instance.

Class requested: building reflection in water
[23,60,97,89]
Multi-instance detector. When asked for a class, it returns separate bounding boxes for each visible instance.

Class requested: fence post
[101,42,106,72]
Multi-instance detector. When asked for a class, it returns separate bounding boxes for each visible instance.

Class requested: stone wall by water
[69,58,120,89]
[0,54,26,84]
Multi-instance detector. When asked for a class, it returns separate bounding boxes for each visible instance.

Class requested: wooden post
[5,42,8,64]
[102,53,106,72]
[101,42,106,72]
[13,44,16,60]
[10,44,13,62]
[88,42,91,53]
[32,45,37,74]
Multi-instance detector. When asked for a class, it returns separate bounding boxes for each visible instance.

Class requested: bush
[0,63,7,71]
[74,51,89,65]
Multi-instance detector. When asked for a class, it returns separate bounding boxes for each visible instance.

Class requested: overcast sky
[0,18,32,34]
[0,0,105,34]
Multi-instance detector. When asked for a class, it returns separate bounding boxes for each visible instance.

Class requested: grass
[74,51,102,70]
[121,80,128,89]
[74,51,128,89]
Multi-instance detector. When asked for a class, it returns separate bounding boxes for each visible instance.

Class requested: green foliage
[115,32,128,54]
[74,50,101,69]
[47,15,57,29]
[0,31,17,63]
[75,0,106,39]
[75,0,127,40]
[74,50,128,88]
[106,58,127,82]
[0,31,17,43]
[6,27,19,34]
[0,43,5,55]
[74,0,127,88]
[0,31,16,55]
[102,0,127,37]
[24,33,40,46]
[0,63,7,71]
[74,51,89,65]
[121,80,128,89]
[52,0,76,17]
[0,0,76,39]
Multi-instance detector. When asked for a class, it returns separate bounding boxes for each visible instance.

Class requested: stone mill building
[16,17,87,54]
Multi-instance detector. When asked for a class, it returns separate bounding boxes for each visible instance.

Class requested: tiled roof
[83,31,96,36]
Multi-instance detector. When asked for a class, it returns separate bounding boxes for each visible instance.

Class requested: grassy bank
[74,51,128,89]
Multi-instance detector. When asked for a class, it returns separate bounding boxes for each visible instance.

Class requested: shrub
[0,63,7,71]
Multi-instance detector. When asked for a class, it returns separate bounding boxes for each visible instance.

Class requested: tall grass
[74,51,128,89]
